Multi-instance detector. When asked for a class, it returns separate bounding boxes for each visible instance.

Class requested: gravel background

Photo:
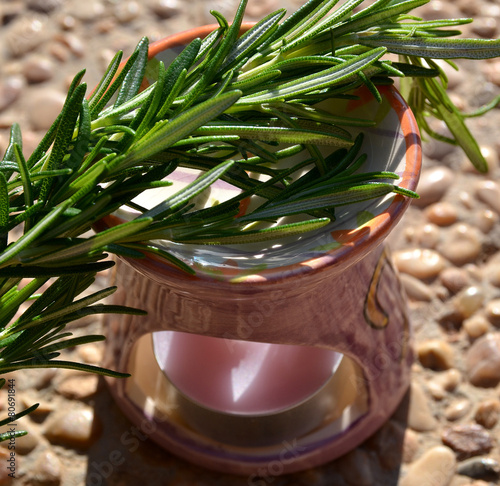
[1,0,500,485]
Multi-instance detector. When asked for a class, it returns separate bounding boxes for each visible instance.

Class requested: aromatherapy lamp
[101,26,421,476]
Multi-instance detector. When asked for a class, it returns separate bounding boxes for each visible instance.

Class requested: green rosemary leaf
[141,160,235,220]
[88,50,123,112]
[193,124,353,147]
[0,261,114,278]
[0,403,39,427]
[220,9,287,73]
[114,37,149,107]
[13,144,33,211]
[420,76,488,172]
[30,218,152,265]
[0,359,130,378]
[239,47,386,103]
[359,36,500,59]
[122,90,242,167]
[179,218,331,244]
[239,182,408,221]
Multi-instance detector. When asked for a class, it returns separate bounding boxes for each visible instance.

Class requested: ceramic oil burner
[100,25,422,476]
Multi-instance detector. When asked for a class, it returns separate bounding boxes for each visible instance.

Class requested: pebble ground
[1,0,500,485]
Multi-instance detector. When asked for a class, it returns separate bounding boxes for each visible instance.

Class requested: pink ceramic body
[101,24,422,475]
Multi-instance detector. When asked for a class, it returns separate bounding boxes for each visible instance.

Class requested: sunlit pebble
[438,224,482,266]
[475,399,500,429]
[425,202,458,227]
[150,0,181,19]
[413,165,453,207]
[49,41,70,62]
[114,1,141,23]
[463,315,491,340]
[415,223,440,248]
[466,332,500,387]
[393,248,447,280]
[485,299,500,327]
[484,262,500,288]
[0,76,23,112]
[475,180,500,214]
[434,60,462,90]
[475,209,497,234]
[22,56,54,84]
[440,267,470,294]
[28,88,67,131]
[400,273,433,302]
[452,285,485,320]
[54,33,85,58]
[417,339,455,370]
[95,18,117,34]
[58,14,77,30]
[459,191,474,210]
[464,146,499,173]
[399,446,456,486]
[427,369,462,401]
[445,398,472,422]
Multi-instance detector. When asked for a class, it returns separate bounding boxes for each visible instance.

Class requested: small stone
[336,448,373,486]
[414,223,440,249]
[114,1,141,22]
[53,33,85,58]
[425,202,458,226]
[48,42,70,62]
[44,408,101,448]
[400,446,456,486]
[484,299,500,326]
[438,224,482,266]
[149,0,181,19]
[471,18,498,38]
[400,274,433,301]
[413,166,454,207]
[419,0,459,20]
[442,424,493,460]
[77,344,103,365]
[417,340,454,370]
[445,399,472,421]
[56,375,99,399]
[452,286,485,320]
[0,76,23,112]
[440,267,470,294]
[28,89,66,131]
[408,382,438,431]
[475,180,500,214]
[457,457,500,481]
[466,333,500,387]
[58,14,77,30]
[22,56,54,84]
[485,262,500,288]
[393,248,447,280]
[475,209,497,234]
[71,0,106,21]
[474,399,500,429]
[32,450,62,485]
[463,315,491,340]
[5,14,49,57]
[479,146,499,172]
